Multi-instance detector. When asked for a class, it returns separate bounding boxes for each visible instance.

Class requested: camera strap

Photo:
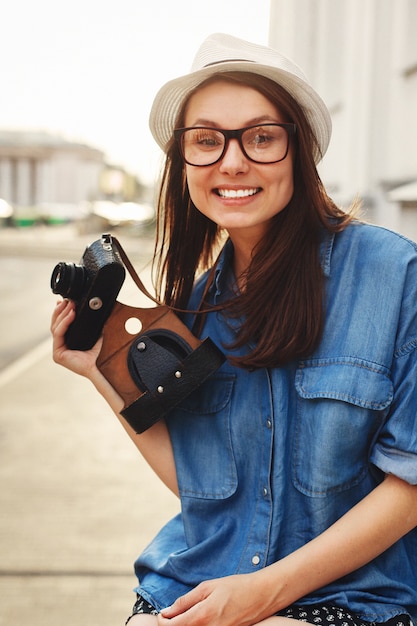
[111,235,222,337]
[111,236,162,306]
[112,235,220,314]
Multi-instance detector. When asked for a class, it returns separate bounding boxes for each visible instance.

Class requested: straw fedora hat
[149,33,332,163]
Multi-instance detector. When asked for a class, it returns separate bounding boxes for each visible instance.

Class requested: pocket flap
[295,359,393,410]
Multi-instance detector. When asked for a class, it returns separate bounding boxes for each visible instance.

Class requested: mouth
[215,187,261,199]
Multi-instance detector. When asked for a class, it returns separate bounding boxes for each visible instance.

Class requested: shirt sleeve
[370,251,417,485]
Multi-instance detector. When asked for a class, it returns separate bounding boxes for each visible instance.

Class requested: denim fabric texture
[134,222,417,623]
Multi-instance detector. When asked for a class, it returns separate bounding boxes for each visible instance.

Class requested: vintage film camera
[50,233,225,433]
[50,234,125,350]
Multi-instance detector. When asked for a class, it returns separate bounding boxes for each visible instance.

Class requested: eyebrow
[188,115,282,128]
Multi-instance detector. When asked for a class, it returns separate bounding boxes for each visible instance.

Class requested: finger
[160,587,203,619]
[50,298,66,327]
[159,605,174,619]
[51,306,75,356]
[51,300,74,335]
[51,298,70,326]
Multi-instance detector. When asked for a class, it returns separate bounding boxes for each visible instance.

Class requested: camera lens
[50,262,89,300]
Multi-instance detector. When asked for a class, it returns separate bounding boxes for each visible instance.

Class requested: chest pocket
[168,374,237,499]
[294,359,393,497]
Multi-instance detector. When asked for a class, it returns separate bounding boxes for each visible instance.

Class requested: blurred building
[269,0,417,240]
[0,130,150,226]
[0,130,104,220]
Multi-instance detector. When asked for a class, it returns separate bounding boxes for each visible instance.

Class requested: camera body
[51,234,125,350]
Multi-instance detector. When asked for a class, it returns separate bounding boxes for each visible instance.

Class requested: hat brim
[149,60,332,164]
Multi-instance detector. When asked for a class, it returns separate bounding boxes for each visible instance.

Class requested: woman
[51,34,417,626]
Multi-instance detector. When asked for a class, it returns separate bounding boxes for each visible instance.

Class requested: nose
[218,138,249,174]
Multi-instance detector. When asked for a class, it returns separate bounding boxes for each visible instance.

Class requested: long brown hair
[153,72,355,368]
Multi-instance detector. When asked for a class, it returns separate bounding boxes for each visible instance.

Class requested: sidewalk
[0,225,179,625]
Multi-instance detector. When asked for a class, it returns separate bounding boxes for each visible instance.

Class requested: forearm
[90,365,179,496]
[255,473,417,613]
[52,299,179,495]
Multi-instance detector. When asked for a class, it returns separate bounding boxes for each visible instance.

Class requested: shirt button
[263,487,268,497]
[266,418,272,429]
[251,554,261,566]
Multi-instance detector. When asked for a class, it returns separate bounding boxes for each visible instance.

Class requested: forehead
[183,79,284,126]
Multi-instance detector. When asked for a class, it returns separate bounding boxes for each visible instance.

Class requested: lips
[215,187,261,198]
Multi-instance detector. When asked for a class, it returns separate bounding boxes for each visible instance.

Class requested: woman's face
[183,79,294,247]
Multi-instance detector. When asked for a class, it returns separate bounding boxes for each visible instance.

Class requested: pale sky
[1,0,271,184]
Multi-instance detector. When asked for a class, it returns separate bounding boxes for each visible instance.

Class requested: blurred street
[0,224,179,625]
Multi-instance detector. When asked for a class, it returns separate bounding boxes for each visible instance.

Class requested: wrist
[251,564,291,615]
[252,551,310,615]
[90,366,124,414]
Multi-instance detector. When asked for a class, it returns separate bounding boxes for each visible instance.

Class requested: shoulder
[333,221,417,272]
[326,222,417,329]
[339,220,417,251]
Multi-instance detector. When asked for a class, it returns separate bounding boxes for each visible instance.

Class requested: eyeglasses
[174,123,296,167]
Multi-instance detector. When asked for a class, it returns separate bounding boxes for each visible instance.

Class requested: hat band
[203,58,255,68]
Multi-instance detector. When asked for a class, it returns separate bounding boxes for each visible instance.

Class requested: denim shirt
[134,222,417,623]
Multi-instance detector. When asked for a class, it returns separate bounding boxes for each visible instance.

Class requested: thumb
[160,588,201,619]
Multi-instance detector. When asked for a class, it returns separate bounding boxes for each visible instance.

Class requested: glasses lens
[181,128,225,166]
[242,125,289,163]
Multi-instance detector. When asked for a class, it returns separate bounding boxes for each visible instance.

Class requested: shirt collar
[320,229,335,278]
[207,239,235,303]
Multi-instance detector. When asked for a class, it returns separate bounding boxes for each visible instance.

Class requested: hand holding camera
[51,233,126,350]
[51,298,104,379]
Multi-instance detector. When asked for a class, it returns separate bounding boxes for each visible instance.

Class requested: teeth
[217,188,259,198]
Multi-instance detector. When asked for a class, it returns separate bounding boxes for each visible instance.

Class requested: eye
[247,127,275,146]
[188,129,223,149]
[254,134,270,145]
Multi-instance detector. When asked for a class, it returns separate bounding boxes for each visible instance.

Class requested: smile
[216,188,261,198]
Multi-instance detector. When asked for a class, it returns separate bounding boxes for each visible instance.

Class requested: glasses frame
[174,123,297,167]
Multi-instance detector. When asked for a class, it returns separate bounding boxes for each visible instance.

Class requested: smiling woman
[51,33,417,626]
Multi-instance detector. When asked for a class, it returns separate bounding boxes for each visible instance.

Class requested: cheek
[279,161,295,196]
[285,172,295,199]
[185,167,210,208]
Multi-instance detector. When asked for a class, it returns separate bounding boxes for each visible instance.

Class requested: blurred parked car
[0,199,13,225]
[89,201,155,226]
